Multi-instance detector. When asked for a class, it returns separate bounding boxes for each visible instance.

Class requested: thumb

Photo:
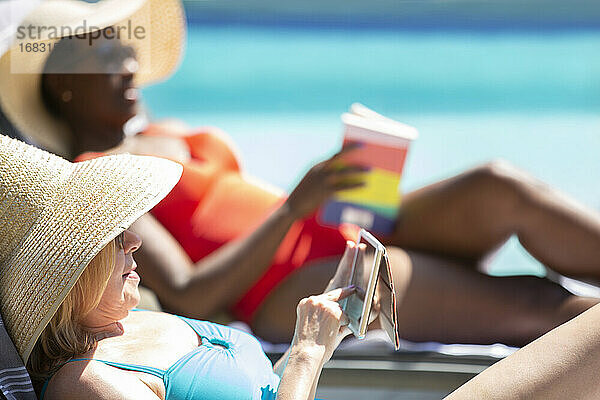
[324,285,356,302]
[340,312,349,326]
[335,241,357,277]
[341,241,357,262]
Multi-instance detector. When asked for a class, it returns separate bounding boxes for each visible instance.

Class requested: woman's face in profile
[90,230,143,321]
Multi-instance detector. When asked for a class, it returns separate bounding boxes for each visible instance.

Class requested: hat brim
[0,0,186,158]
[0,136,183,363]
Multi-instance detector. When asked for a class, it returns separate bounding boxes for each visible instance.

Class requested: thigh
[386,162,524,262]
[253,246,580,347]
[390,248,578,346]
[252,247,491,344]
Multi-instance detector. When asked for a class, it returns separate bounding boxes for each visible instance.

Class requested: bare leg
[251,248,598,346]
[447,304,600,399]
[391,249,598,346]
[389,160,600,279]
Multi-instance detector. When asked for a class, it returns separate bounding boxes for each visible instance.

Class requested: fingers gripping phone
[340,229,400,350]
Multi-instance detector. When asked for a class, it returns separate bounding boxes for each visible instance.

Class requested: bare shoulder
[126,309,191,336]
[129,309,185,325]
[44,359,160,400]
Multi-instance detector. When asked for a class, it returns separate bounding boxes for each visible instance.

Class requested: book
[319,103,418,235]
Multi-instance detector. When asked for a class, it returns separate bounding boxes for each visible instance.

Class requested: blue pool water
[143,26,600,277]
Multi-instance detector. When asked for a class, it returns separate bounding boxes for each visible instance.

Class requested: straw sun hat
[0,0,186,158]
[0,135,183,363]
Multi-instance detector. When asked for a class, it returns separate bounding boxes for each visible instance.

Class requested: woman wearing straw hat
[2,0,600,348]
[0,134,365,399]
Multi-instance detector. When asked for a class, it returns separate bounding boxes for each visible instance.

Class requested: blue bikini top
[41,314,280,400]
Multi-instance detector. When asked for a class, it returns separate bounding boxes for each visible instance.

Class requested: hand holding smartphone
[339,229,400,350]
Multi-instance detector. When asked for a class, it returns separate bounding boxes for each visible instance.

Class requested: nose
[114,59,136,85]
[123,230,142,254]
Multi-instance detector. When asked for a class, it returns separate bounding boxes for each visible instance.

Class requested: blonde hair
[28,240,116,380]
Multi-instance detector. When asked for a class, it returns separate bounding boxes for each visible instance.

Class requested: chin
[124,286,141,311]
[132,295,141,309]
[108,131,127,148]
[119,102,139,123]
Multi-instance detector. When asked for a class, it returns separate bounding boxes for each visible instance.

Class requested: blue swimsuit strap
[69,358,166,378]
[40,358,166,399]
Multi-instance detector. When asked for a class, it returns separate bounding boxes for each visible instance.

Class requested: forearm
[275,287,354,399]
[447,303,600,399]
[273,347,292,377]
[276,345,324,400]
[176,202,296,316]
[134,204,297,318]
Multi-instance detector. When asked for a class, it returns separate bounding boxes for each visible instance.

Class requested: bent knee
[386,246,411,267]
[470,159,528,187]
[468,160,550,203]
[385,246,413,296]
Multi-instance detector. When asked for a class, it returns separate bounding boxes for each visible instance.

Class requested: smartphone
[340,229,400,350]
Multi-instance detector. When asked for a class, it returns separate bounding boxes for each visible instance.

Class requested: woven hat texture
[0,0,186,158]
[0,135,182,363]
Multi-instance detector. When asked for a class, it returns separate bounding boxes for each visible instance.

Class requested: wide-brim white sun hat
[0,0,186,158]
[0,135,183,363]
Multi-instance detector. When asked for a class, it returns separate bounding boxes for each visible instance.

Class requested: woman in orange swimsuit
[4,12,600,347]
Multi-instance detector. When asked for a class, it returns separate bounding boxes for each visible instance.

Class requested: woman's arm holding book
[132,148,365,318]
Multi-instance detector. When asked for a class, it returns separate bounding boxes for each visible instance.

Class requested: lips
[122,263,138,280]
[125,270,140,281]
[124,87,138,101]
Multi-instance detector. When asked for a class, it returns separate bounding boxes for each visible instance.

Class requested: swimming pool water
[143,26,600,277]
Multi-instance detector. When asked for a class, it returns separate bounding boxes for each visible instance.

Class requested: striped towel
[0,315,36,400]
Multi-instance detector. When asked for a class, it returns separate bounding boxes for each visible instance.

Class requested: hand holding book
[319,104,419,235]
[284,144,368,220]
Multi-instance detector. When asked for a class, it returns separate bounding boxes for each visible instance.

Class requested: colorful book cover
[319,104,418,235]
